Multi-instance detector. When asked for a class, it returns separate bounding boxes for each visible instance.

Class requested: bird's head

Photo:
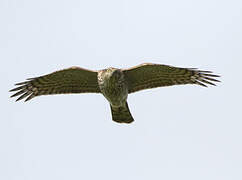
[105,68,123,81]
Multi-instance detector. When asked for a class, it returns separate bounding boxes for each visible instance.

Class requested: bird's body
[10,63,220,123]
[98,68,128,107]
[98,68,133,123]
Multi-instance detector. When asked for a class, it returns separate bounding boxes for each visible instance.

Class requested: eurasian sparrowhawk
[10,63,220,123]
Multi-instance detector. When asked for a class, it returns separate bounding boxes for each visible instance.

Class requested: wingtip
[15,82,27,86]
[24,94,35,102]
[9,87,18,92]
[195,81,208,87]
[203,73,220,78]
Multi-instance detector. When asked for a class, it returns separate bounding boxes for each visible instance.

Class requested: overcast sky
[1,0,242,179]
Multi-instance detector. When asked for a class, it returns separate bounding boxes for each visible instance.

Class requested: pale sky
[1,0,242,179]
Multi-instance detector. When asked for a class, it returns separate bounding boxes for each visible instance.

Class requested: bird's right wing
[10,67,100,101]
[123,63,220,93]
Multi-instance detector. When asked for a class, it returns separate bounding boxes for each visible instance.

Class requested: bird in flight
[10,63,220,123]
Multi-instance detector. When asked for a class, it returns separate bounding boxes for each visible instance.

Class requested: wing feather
[123,63,220,93]
[10,67,100,101]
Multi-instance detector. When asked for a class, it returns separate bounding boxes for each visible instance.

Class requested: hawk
[10,63,220,123]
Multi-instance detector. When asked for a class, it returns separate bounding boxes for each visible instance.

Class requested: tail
[110,102,134,123]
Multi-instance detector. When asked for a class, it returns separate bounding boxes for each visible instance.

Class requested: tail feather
[110,102,134,123]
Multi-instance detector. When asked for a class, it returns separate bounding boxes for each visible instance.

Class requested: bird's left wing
[10,67,100,101]
[122,63,220,93]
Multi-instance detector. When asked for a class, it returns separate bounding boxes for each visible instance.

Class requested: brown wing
[122,63,220,93]
[10,67,100,101]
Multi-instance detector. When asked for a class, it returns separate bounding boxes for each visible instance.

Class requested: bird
[10,63,220,123]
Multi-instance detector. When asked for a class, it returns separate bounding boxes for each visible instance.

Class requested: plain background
[1,0,242,179]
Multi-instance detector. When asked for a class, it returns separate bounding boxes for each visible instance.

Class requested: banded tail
[110,102,134,123]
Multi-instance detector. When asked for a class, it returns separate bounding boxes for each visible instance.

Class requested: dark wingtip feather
[203,77,221,82]
[202,73,220,77]
[10,89,26,98]
[195,80,208,87]
[15,81,29,85]
[15,92,31,102]
[194,69,220,87]
[199,79,216,86]
[9,85,26,92]
[24,94,35,102]
[10,78,35,101]
[197,70,213,73]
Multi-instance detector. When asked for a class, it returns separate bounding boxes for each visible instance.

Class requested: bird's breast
[98,75,128,107]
